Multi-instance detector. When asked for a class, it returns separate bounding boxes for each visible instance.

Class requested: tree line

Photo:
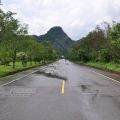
[0,9,58,68]
[67,21,120,63]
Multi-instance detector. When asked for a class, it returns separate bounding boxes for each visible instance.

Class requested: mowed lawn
[0,62,39,77]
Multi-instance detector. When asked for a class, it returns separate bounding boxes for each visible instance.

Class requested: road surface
[0,59,120,120]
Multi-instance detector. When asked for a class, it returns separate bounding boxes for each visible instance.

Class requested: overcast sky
[2,0,120,40]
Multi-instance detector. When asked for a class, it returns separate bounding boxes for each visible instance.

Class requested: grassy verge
[76,61,120,73]
[0,61,53,78]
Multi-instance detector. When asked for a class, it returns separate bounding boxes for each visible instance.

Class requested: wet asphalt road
[0,59,120,120]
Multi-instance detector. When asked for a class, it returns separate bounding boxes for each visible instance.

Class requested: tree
[110,23,120,63]
[0,9,58,69]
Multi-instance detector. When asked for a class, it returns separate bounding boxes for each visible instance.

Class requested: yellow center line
[91,70,120,84]
[61,80,65,95]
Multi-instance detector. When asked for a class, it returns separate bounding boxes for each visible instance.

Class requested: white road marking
[91,70,120,84]
[0,69,40,87]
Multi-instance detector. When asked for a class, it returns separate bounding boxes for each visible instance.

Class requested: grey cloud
[3,0,120,40]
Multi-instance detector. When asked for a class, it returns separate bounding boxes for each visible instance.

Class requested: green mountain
[35,26,75,55]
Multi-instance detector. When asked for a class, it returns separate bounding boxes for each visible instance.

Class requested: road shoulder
[73,62,120,83]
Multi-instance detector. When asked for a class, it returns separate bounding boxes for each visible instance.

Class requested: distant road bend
[0,59,120,120]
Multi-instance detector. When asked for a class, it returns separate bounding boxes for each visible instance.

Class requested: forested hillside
[35,26,75,55]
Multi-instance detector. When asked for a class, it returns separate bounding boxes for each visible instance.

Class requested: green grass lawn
[0,60,55,79]
[76,61,120,73]
[0,61,40,77]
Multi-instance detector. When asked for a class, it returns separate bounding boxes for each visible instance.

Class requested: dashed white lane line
[91,70,120,84]
[0,69,40,87]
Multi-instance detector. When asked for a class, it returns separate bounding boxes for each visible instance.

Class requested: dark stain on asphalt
[79,84,99,104]
[35,70,67,81]
[81,85,87,91]
[91,90,99,104]
[80,85,91,92]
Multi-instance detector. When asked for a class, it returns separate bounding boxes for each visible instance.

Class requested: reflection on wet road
[0,59,120,120]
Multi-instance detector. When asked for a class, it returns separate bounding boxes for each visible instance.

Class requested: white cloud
[2,0,120,40]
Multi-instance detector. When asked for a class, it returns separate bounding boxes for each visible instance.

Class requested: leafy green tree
[110,23,120,63]
[0,8,58,70]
